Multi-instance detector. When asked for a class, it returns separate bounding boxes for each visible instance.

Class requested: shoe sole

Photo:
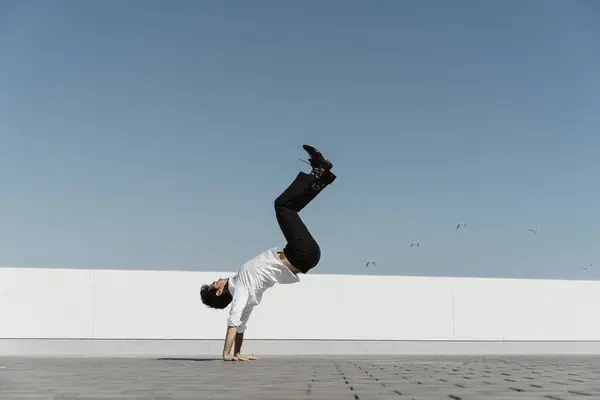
[303,144,333,171]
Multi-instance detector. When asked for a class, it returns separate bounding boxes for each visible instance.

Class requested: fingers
[224,355,259,361]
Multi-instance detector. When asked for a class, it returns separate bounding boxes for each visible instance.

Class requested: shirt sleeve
[236,303,255,333]
[227,287,249,328]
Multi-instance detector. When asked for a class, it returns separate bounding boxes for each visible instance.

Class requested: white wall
[452,278,600,341]
[0,268,94,338]
[1,267,599,342]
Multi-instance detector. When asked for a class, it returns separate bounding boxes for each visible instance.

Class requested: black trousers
[274,172,330,273]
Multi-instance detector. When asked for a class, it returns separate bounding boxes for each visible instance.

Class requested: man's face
[209,278,227,296]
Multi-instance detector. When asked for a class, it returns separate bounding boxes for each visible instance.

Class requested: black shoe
[311,171,336,191]
[303,144,333,178]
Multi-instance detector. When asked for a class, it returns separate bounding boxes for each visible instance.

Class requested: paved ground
[1,356,600,399]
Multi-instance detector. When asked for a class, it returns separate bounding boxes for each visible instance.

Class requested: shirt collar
[226,275,237,295]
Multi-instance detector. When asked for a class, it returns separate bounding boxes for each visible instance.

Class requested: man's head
[200,278,232,309]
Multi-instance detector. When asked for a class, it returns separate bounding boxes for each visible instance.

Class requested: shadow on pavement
[155,357,221,362]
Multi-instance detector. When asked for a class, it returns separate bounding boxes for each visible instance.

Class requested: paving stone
[1,355,600,398]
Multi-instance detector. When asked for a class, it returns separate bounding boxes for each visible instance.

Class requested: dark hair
[200,284,232,309]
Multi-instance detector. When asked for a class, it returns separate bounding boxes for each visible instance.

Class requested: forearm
[234,332,244,356]
[222,327,237,359]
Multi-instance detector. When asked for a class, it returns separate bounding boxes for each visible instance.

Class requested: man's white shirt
[226,247,300,332]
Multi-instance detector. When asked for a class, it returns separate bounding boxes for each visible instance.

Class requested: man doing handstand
[200,144,336,361]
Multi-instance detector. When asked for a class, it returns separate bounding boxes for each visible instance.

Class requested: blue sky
[1,0,599,279]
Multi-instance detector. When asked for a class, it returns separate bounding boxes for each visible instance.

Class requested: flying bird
[410,242,420,247]
[365,260,376,267]
[582,264,592,271]
[456,223,467,230]
[528,228,539,235]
